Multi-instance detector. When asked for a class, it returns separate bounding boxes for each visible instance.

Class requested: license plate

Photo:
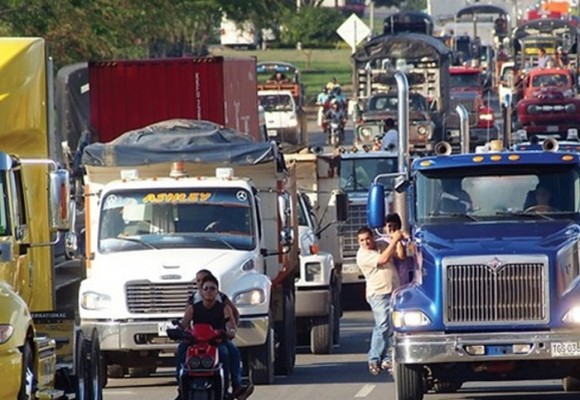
[449,130,460,138]
[342,264,361,275]
[158,321,174,337]
[547,126,559,132]
[267,129,277,137]
[551,342,580,357]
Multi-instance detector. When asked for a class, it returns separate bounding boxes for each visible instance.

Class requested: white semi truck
[79,119,300,385]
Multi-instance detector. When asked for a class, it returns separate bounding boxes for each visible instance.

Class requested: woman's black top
[193,301,225,330]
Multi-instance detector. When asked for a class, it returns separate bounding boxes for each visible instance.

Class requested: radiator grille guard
[126,281,196,314]
[339,203,367,256]
[443,255,549,326]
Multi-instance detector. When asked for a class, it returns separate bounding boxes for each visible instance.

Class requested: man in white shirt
[356,226,404,375]
[381,118,398,151]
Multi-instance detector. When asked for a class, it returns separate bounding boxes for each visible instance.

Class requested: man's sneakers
[233,383,255,400]
[381,359,393,372]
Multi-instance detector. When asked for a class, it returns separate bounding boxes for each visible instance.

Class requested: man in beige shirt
[356,226,403,375]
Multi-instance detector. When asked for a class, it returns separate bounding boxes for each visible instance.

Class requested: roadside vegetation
[212,48,353,104]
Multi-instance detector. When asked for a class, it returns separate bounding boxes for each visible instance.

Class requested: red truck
[88,56,263,143]
[515,67,580,140]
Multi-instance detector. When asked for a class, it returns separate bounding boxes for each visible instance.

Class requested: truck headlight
[0,325,14,344]
[234,289,265,306]
[417,125,428,136]
[527,105,539,114]
[81,291,112,310]
[305,262,322,282]
[563,306,580,324]
[392,311,431,328]
[359,127,373,138]
[565,104,576,113]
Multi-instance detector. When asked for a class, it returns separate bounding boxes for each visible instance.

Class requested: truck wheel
[18,341,36,400]
[394,361,424,400]
[310,305,334,354]
[275,291,296,375]
[87,330,103,400]
[75,330,89,400]
[563,376,580,391]
[248,327,275,385]
[106,364,126,379]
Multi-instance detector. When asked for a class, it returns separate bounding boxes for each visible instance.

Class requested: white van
[258,89,307,145]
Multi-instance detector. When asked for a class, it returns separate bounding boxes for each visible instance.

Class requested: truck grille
[126,281,195,314]
[339,203,366,256]
[447,98,478,128]
[445,259,548,325]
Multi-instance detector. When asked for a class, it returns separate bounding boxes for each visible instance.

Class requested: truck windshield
[340,157,398,192]
[532,73,569,87]
[367,94,427,112]
[0,177,10,236]
[449,73,480,89]
[98,188,255,253]
[416,164,580,224]
[259,94,294,112]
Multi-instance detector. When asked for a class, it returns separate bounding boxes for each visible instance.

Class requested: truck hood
[418,220,576,254]
[90,248,253,289]
[362,110,429,122]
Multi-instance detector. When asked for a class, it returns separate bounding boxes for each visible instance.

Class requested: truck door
[9,168,32,303]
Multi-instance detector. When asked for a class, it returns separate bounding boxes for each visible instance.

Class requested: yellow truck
[0,38,101,399]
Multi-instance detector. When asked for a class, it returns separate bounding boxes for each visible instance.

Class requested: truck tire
[563,376,580,391]
[310,305,334,354]
[394,361,424,400]
[275,290,296,375]
[106,364,126,379]
[18,341,35,400]
[248,327,275,385]
[87,330,103,400]
[75,330,89,400]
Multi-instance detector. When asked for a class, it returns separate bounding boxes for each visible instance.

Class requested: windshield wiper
[428,213,478,221]
[203,236,236,250]
[496,211,552,221]
[115,236,159,250]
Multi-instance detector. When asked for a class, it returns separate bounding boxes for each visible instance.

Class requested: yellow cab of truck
[0,38,101,400]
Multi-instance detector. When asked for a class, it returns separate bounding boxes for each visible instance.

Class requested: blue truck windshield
[98,188,255,253]
[416,163,580,223]
[340,157,398,192]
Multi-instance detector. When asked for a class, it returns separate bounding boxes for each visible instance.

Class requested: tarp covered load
[82,119,283,168]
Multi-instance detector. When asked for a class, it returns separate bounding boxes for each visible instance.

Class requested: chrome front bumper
[82,314,269,352]
[341,260,365,284]
[296,288,331,317]
[395,330,580,364]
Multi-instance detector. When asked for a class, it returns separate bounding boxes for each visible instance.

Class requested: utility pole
[369,0,375,35]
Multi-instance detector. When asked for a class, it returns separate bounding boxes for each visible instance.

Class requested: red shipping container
[88,56,261,143]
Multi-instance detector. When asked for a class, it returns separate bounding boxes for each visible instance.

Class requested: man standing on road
[381,119,398,151]
[356,226,404,376]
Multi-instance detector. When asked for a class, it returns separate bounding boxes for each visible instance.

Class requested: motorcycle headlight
[81,291,112,310]
[392,311,431,328]
[234,289,266,306]
[305,262,322,282]
[0,325,14,344]
[201,356,214,369]
[188,356,202,369]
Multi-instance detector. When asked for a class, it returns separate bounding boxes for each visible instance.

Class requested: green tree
[280,6,343,48]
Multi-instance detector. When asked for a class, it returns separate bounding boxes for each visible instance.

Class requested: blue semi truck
[367,74,580,400]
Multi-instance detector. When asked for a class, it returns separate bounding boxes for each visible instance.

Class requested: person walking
[356,226,404,375]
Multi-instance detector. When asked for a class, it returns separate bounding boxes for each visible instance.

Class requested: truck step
[34,388,65,399]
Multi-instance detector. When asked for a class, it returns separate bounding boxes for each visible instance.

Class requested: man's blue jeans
[176,340,241,388]
[367,293,392,364]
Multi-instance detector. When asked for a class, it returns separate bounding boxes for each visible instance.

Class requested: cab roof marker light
[420,160,432,167]
[490,155,502,161]
[473,156,484,162]
[120,169,139,181]
[562,155,575,161]
[509,155,520,161]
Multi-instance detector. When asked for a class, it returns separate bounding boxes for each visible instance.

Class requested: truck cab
[258,89,306,145]
[368,145,580,399]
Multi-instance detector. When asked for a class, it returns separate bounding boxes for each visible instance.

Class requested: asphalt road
[103,310,577,400]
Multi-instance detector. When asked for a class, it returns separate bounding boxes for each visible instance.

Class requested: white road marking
[354,384,376,397]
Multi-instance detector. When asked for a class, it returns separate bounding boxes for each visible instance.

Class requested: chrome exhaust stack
[394,71,409,231]
[433,141,453,155]
[542,137,559,152]
[456,104,470,154]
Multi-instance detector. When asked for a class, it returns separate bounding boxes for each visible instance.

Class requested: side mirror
[395,177,411,194]
[335,192,348,222]
[367,184,385,229]
[277,192,291,228]
[280,227,294,249]
[49,169,71,231]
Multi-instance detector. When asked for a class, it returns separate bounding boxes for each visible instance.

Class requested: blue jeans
[224,340,242,388]
[367,293,392,364]
[176,341,230,388]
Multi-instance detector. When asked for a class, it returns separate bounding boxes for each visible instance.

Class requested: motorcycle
[327,117,346,147]
[167,324,227,400]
